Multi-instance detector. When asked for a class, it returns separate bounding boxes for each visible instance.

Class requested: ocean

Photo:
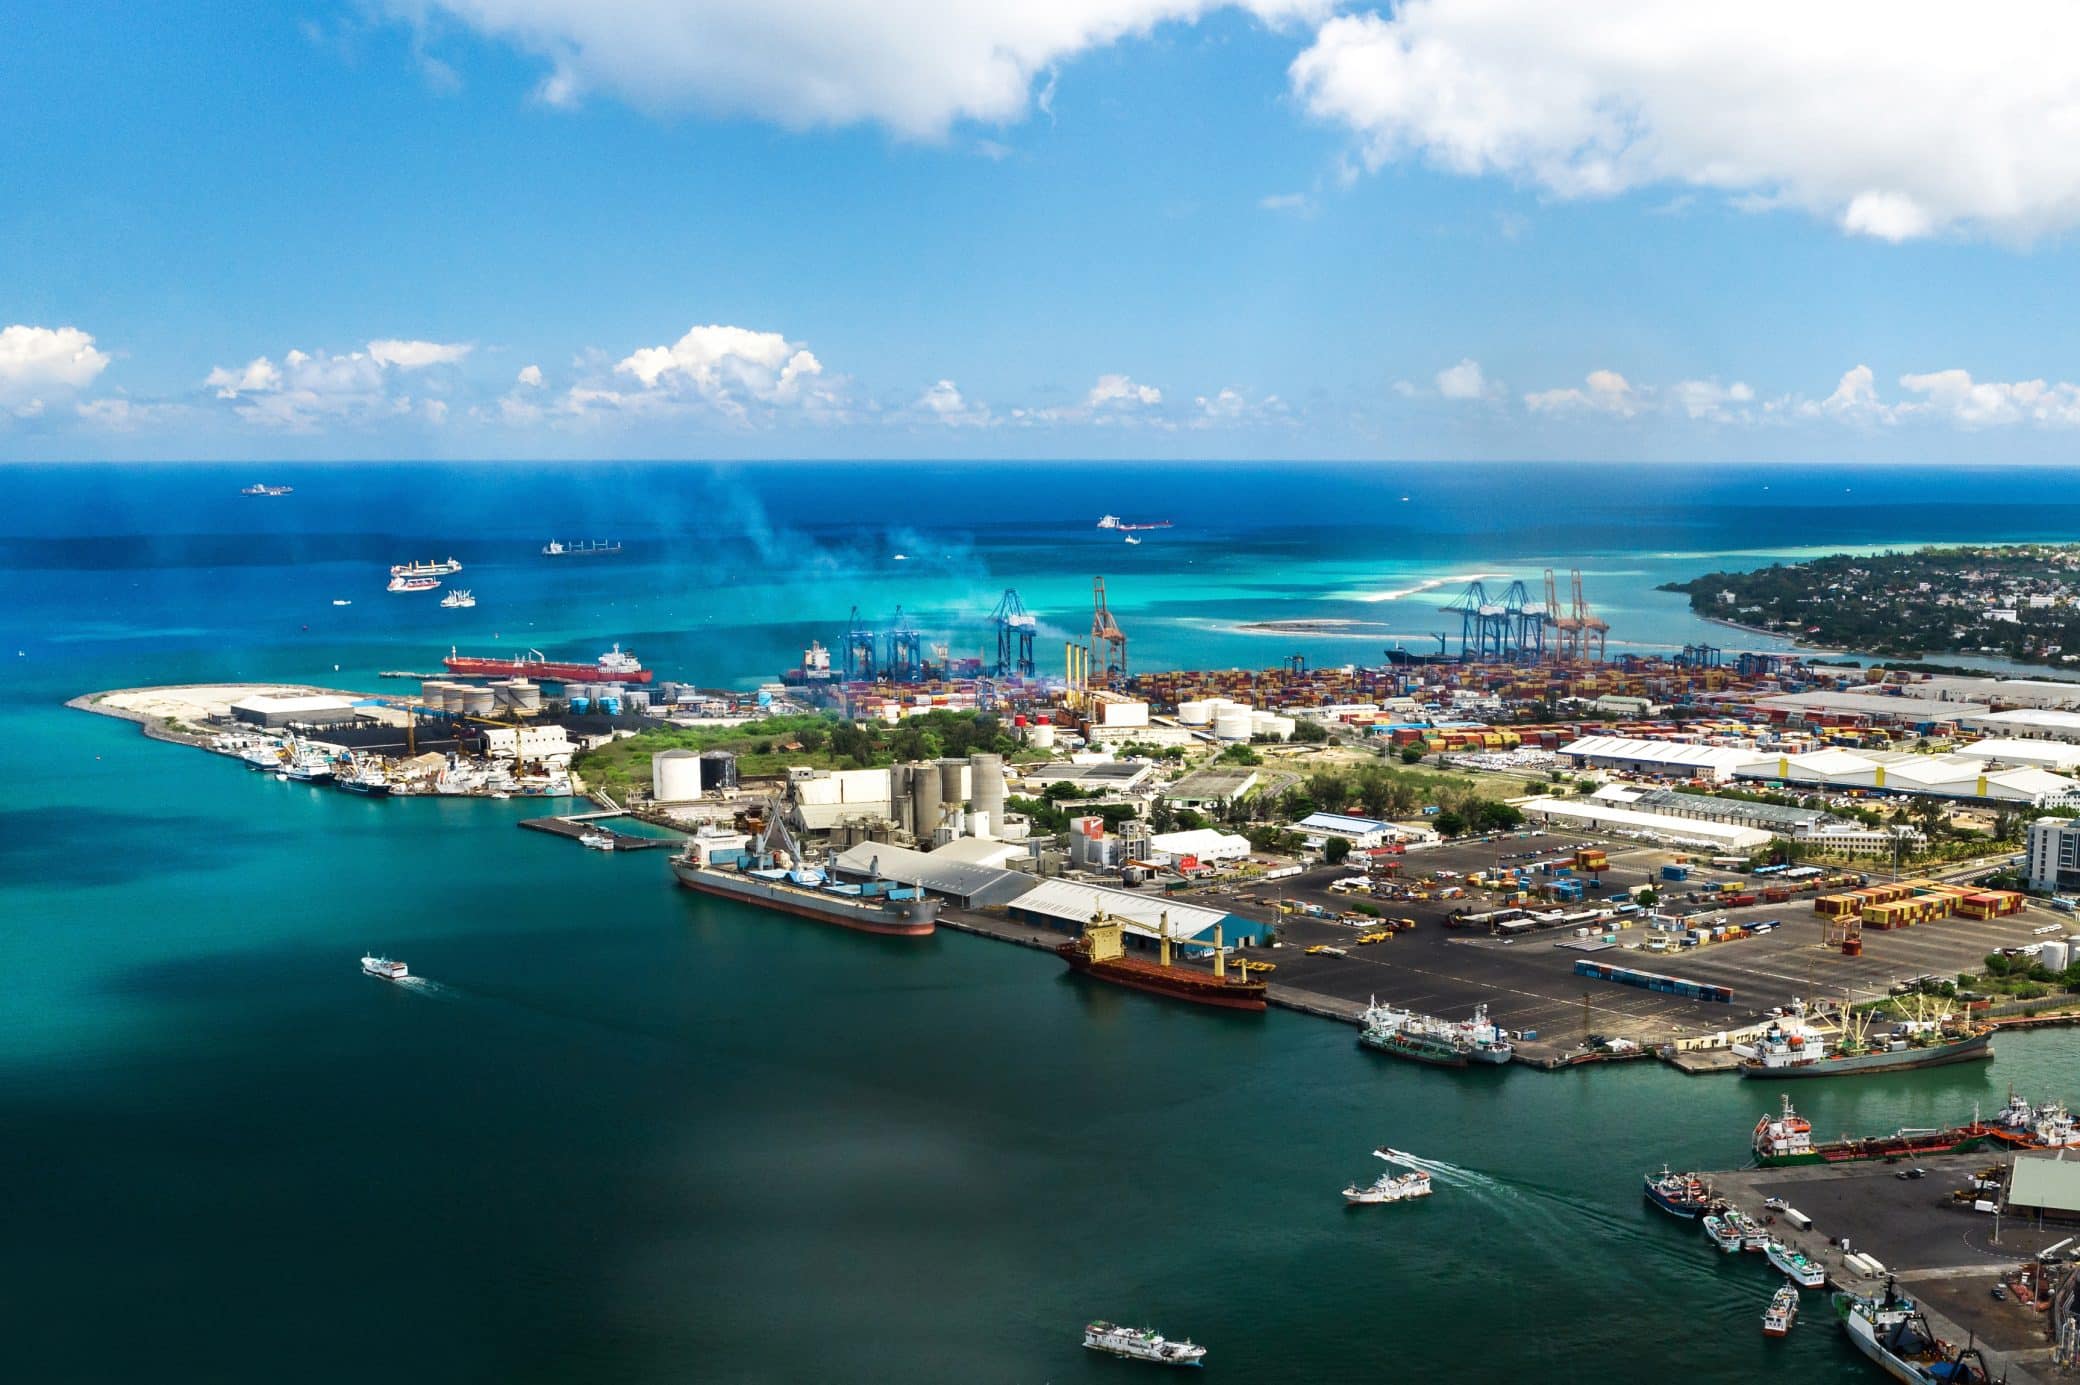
[8,460,2080,1382]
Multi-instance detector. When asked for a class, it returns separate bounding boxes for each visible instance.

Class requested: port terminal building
[1005,879,1268,949]
[829,842,1034,909]
[1516,796,1773,852]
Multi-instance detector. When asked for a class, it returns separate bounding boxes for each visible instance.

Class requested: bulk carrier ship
[444,643,653,685]
[1057,911,1266,1011]
[668,819,937,937]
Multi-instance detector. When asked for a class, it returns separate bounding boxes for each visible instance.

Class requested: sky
[8,1,2080,463]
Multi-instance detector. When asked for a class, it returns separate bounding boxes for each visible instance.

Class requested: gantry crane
[1090,576,1127,684]
[989,587,1037,678]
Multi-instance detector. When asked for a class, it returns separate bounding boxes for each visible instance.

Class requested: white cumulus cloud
[611,323,832,422]
[516,363,544,388]
[1524,369,1640,418]
[368,338,473,369]
[1434,357,1492,401]
[390,0,1323,138]
[1668,378,1755,422]
[1086,373,1162,409]
[1290,1,2080,241]
[0,324,111,412]
[911,378,995,428]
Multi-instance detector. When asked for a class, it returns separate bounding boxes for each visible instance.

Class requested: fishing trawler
[1763,1284,1798,1337]
[1081,1321,1205,1367]
[1702,1212,1743,1252]
[1835,1280,1993,1383]
[1644,1167,1712,1219]
[1766,1240,1827,1289]
[1342,1149,1434,1205]
[439,588,475,609]
[1736,999,1992,1078]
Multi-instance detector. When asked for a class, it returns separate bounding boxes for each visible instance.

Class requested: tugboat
[1835,1279,1994,1382]
[1644,1167,1712,1219]
[1342,1149,1434,1205]
[1763,1283,1799,1337]
[1766,1240,1828,1289]
[361,955,409,981]
[1082,1321,1205,1368]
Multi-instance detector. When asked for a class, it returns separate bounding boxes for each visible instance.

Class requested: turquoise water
[10,461,2080,1380]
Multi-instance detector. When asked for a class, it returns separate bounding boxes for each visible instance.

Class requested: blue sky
[7,1,2080,462]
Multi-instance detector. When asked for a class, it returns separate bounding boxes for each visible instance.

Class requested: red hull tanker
[443,643,653,685]
[1057,912,1266,1012]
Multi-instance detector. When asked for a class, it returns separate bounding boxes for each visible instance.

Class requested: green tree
[1324,837,1352,865]
[1218,743,1261,766]
[1399,745,1425,765]
[1433,809,1466,837]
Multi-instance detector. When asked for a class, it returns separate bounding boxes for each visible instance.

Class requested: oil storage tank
[653,748,703,802]
[1213,704,1254,742]
[698,750,738,793]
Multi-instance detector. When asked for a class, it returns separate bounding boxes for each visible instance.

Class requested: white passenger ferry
[361,956,409,981]
[1082,1321,1205,1367]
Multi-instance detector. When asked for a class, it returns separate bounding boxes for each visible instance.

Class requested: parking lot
[1199,829,2063,1049]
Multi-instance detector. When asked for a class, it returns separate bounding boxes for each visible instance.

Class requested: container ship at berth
[669,820,936,938]
[444,643,652,685]
[1735,1000,1992,1079]
[1057,911,1266,1011]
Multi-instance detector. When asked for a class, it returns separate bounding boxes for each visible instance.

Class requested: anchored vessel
[1763,1284,1799,1337]
[1736,1001,1992,1078]
[239,483,293,496]
[541,539,623,557]
[1081,1321,1205,1368]
[1644,1167,1712,1219]
[1835,1280,1994,1383]
[440,589,475,609]
[1766,1240,1827,1289]
[388,575,440,593]
[1057,910,1267,1011]
[1343,1148,1434,1205]
[669,820,937,938]
[361,956,408,981]
[391,557,463,578]
[444,643,652,685]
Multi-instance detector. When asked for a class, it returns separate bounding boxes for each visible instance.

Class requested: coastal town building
[2027,817,2080,894]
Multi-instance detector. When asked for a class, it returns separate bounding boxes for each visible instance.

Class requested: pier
[518,814,682,851]
[1705,1154,2065,1383]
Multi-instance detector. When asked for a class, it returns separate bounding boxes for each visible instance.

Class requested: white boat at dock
[1765,1240,1827,1288]
[361,955,409,981]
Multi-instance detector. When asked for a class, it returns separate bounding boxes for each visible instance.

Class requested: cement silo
[911,760,943,839]
[969,753,1006,835]
[939,759,968,808]
[653,748,703,801]
[890,764,914,835]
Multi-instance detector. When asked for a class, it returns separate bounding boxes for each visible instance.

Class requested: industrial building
[1145,828,1252,865]
[1963,708,2080,743]
[1010,760,1155,794]
[482,724,573,766]
[1752,690,1991,728]
[2029,817,2080,894]
[1733,747,2080,807]
[828,842,1035,908]
[1292,812,1398,850]
[1517,796,1773,851]
[1557,735,1758,783]
[1006,879,1262,947]
[650,747,738,800]
[1953,738,2080,771]
[1160,767,1260,810]
[786,754,1009,838]
[1596,785,1841,836]
[2004,1150,2080,1222]
[229,693,364,729]
[1894,675,2080,712]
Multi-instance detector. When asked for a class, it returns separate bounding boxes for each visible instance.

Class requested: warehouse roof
[1969,708,2080,735]
[1295,812,1393,835]
[1147,828,1252,858]
[1008,878,1228,942]
[1013,760,1154,790]
[1161,767,1259,801]
[1753,690,1991,720]
[1559,735,1758,773]
[230,693,358,715]
[2008,1151,2080,1214]
[1518,797,1772,850]
[830,843,1035,907]
[1955,738,2080,769]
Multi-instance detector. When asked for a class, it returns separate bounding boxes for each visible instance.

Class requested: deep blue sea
[8,461,2080,1382]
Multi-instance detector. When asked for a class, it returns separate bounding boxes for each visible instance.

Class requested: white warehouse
[1558,735,1758,783]
[1517,796,1772,851]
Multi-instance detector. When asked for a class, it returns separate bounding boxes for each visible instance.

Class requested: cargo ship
[1835,1280,1994,1383]
[541,539,623,557]
[1057,911,1266,1011]
[444,643,652,685]
[391,557,463,578]
[1752,1094,1998,1167]
[1357,999,1514,1067]
[1735,1001,1992,1078]
[239,482,293,496]
[669,821,936,937]
[388,574,440,593]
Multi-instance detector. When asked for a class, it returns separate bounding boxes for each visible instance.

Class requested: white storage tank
[1177,699,1213,725]
[1213,707,1254,742]
[1026,718,1056,749]
[462,686,496,716]
[653,748,703,802]
[508,680,541,713]
[1252,712,1296,740]
[2042,939,2070,972]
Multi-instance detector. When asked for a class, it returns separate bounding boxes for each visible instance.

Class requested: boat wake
[396,976,461,1001]
[1349,572,1508,605]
